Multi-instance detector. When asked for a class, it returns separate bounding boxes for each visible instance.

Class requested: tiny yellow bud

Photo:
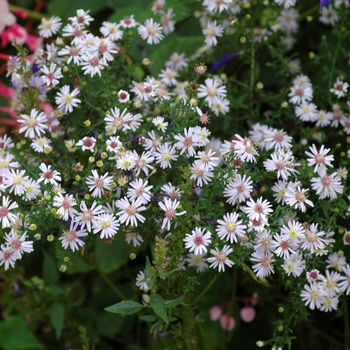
[278,326,283,332]
[278,307,284,313]
[96,160,103,167]
[84,120,91,127]
[29,224,37,231]
[63,66,69,72]
[34,233,41,240]
[45,194,51,201]
[240,37,246,43]
[84,194,90,200]
[75,175,81,181]
[101,152,108,159]
[111,182,117,188]
[50,208,56,215]
[309,52,315,59]
[281,101,288,108]
[256,82,264,89]
[47,234,54,242]
[129,253,136,260]
[338,228,345,234]
[190,98,198,106]
[89,156,95,163]
[63,257,70,263]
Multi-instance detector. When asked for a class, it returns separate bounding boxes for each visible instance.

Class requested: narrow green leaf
[150,294,168,324]
[105,300,144,316]
[139,315,157,323]
[49,303,64,340]
[165,294,184,308]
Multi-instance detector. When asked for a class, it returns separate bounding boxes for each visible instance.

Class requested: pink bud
[240,306,256,323]
[250,295,258,306]
[209,306,222,321]
[219,314,235,331]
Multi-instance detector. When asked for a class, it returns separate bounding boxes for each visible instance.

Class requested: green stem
[327,28,343,90]
[9,5,46,20]
[241,263,270,287]
[191,274,218,305]
[298,5,320,22]
[250,43,255,117]
[96,266,126,300]
[344,296,350,350]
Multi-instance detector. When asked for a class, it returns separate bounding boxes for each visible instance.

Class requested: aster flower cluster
[2,0,350,349]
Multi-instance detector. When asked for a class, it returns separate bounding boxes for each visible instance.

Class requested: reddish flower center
[0,206,9,217]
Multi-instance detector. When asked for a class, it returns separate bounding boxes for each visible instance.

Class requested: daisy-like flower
[3,169,29,196]
[274,0,297,8]
[294,102,318,122]
[195,149,219,170]
[0,244,17,270]
[174,127,200,157]
[58,44,83,65]
[288,85,313,104]
[300,223,326,254]
[120,15,138,28]
[105,107,133,134]
[184,227,211,256]
[160,8,175,34]
[301,282,325,310]
[93,213,120,239]
[76,136,96,152]
[138,18,164,45]
[280,220,305,245]
[116,197,146,227]
[232,135,259,163]
[154,142,178,169]
[271,234,296,259]
[4,231,33,259]
[37,163,61,185]
[80,53,107,77]
[158,198,186,230]
[242,197,273,221]
[326,252,346,271]
[197,78,227,106]
[216,212,246,244]
[31,137,52,153]
[41,63,63,87]
[59,221,88,252]
[277,8,299,34]
[161,182,182,200]
[106,136,122,153]
[223,174,253,205]
[100,21,123,41]
[190,161,214,187]
[127,179,153,204]
[330,77,349,97]
[305,144,334,175]
[320,295,339,312]
[311,172,343,199]
[285,186,314,212]
[203,20,224,47]
[55,85,81,114]
[86,170,113,198]
[0,153,19,177]
[158,67,178,86]
[185,253,208,273]
[314,110,332,127]
[116,151,137,170]
[307,269,321,283]
[264,128,293,150]
[53,193,78,221]
[118,90,129,103]
[339,265,350,295]
[207,245,234,272]
[136,271,149,291]
[250,252,275,277]
[75,200,104,232]
[25,179,41,201]
[134,151,155,176]
[38,15,62,38]
[0,196,18,229]
[165,52,188,71]
[282,254,305,277]
[152,116,168,132]
[319,5,340,26]
[318,270,342,297]
[67,8,93,26]
[18,109,48,139]
[125,232,144,247]
[203,0,232,13]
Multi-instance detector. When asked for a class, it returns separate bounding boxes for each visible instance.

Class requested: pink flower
[240,306,256,323]
[209,306,222,321]
[0,0,16,34]
[219,315,235,331]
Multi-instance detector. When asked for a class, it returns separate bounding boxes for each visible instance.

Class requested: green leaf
[139,315,157,323]
[47,0,108,17]
[95,233,138,274]
[159,268,177,278]
[164,294,184,308]
[150,294,168,324]
[105,300,144,316]
[107,5,152,24]
[0,316,44,350]
[42,249,59,285]
[49,303,64,340]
